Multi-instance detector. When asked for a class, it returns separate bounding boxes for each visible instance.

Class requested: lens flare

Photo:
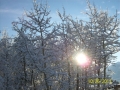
[75,53,89,66]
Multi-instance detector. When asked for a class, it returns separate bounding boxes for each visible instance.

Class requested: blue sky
[0,0,120,62]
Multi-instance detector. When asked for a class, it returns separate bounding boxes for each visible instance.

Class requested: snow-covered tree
[0,0,119,90]
[84,1,120,89]
[57,1,120,89]
[12,1,64,90]
[0,30,15,90]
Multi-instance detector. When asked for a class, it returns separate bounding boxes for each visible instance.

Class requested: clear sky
[0,0,120,62]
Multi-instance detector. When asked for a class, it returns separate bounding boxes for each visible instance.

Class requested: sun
[75,53,88,66]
